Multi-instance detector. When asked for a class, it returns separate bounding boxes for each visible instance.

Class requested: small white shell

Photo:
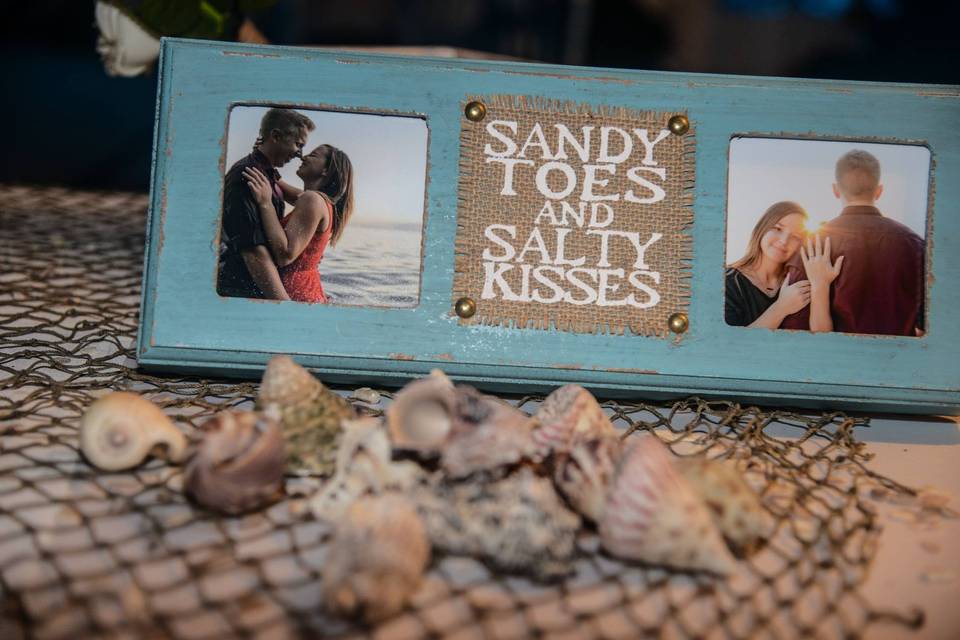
[80,392,187,471]
[599,434,735,575]
[386,370,456,452]
[323,494,430,622]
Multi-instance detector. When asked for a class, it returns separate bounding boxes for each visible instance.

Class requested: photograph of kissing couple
[725,139,929,337]
[217,106,428,307]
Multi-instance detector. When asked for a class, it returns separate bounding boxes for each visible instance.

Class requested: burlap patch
[453,95,694,337]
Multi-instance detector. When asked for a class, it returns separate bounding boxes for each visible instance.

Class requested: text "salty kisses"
[480,119,671,309]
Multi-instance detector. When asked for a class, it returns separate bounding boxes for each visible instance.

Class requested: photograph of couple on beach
[725,138,929,337]
[216,106,428,307]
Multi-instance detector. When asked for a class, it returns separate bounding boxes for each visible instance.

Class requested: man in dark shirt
[781,150,925,335]
[217,108,315,299]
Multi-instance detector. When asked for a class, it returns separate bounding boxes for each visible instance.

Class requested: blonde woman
[726,201,843,330]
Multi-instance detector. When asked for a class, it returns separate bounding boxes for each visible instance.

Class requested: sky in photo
[225,106,429,227]
[726,138,930,263]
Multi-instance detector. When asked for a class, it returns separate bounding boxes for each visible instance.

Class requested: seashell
[552,435,622,522]
[310,417,424,522]
[532,384,618,456]
[352,387,381,404]
[411,467,581,580]
[440,386,538,478]
[80,391,187,471]
[386,370,456,452]
[675,457,771,551]
[323,494,430,623]
[183,411,286,515]
[599,434,735,574]
[257,355,356,476]
[387,372,537,478]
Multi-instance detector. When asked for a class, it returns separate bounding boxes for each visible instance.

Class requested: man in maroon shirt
[781,150,925,336]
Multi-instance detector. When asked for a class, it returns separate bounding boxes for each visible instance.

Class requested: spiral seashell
[323,494,430,623]
[532,384,618,456]
[599,434,735,574]
[385,370,456,452]
[80,392,187,471]
[257,355,355,476]
[310,417,424,522]
[411,468,581,580]
[387,372,537,478]
[675,457,771,551]
[183,411,286,515]
[552,435,622,522]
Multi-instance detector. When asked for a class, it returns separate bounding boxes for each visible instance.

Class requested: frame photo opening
[724,137,931,337]
[217,105,429,308]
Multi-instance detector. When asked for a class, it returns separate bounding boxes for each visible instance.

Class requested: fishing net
[0,185,927,639]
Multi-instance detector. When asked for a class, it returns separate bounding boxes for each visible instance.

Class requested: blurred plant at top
[95,0,278,76]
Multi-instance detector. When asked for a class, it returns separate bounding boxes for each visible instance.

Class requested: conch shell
[257,355,355,476]
[552,435,621,522]
[412,467,581,580]
[80,391,187,471]
[532,384,618,456]
[387,371,537,478]
[310,417,423,522]
[675,457,771,551]
[599,434,736,574]
[183,411,286,515]
[323,494,430,623]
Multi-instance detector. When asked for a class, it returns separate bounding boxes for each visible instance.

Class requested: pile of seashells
[79,356,770,623]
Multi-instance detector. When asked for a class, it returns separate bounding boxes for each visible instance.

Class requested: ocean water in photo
[319,220,422,307]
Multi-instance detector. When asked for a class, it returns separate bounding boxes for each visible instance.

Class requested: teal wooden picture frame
[138,38,960,415]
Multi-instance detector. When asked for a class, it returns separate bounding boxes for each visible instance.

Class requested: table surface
[1,185,958,639]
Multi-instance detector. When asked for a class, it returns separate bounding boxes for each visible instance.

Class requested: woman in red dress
[243,144,354,303]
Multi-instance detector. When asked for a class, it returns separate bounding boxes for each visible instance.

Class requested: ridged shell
[183,411,286,515]
[553,435,622,522]
[675,457,771,551]
[599,434,735,574]
[440,386,538,478]
[80,392,187,471]
[257,355,355,476]
[412,467,581,580]
[322,494,430,623]
[532,384,618,456]
[385,370,456,452]
[310,417,424,522]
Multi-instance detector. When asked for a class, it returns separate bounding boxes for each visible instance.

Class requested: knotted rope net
[0,185,928,638]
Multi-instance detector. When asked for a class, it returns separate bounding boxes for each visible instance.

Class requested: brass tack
[668,312,689,334]
[455,297,477,319]
[668,114,690,136]
[464,101,487,122]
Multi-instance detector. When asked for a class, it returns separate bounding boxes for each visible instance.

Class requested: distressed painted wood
[138,38,960,414]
